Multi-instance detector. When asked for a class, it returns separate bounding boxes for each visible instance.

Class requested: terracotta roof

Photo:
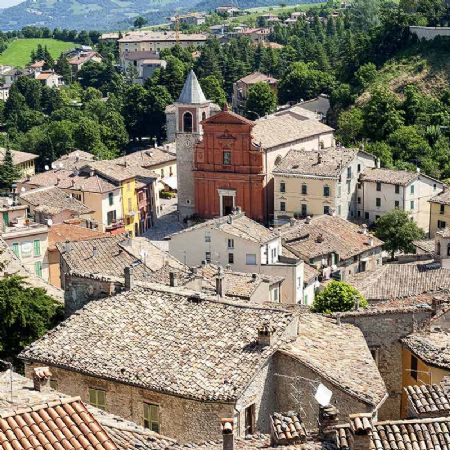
[68,52,101,66]
[405,383,450,416]
[122,51,160,61]
[87,161,137,183]
[431,189,450,206]
[280,313,387,407]
[20,186,93,216]
[403,330,450,370]
[118,31,207,43]
[280,215,383,261]
[36,71,59,80]
[113,146,176,170]
[273,148,358,178]
[413,239,435,254]
[48,224,105,250]
[171,212,278,244]
[238,71,278,85]
[53,151,95,170]
[20,286,295,401]
[252,115,333,150]
[0,148,37,165]
[360,168,418,186]
[303,264,319,284]
[29,60,45,68]
[346,263,450,301]
[20,169,117,193]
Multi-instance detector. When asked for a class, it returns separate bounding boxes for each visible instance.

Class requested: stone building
[273,147,376,221]
[280,214,383,282]
[21,284,386,443]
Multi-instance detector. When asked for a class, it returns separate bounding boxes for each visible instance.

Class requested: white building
[168,211,306,304]
[0,84,10,101]
[358,168,444,233]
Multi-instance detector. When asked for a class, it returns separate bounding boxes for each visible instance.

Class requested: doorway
[244,404,255,435]
[223,196,234,215]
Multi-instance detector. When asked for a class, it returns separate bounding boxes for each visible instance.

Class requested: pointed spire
[177,70,207,104]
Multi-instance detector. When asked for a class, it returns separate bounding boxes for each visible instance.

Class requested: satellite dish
[47,218,53,227]
[44,165,49,171]
[314,383,332,407]
[51,162,56,169]
[20,187,26,192]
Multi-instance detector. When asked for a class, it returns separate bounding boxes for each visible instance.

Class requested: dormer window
[183,111,193,132]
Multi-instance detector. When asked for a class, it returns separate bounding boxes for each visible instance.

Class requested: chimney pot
[124,266,133,290]
[33,367,52,392]
[258,322,275,346]
[318,405,339,442]
[221,418,234,450]
[216,267,225,297]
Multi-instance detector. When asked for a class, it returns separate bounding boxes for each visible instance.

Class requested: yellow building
[0,148,38,177]
[429,189,450,236]
[401,330,450,417]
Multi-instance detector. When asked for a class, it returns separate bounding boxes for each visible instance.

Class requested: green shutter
[34,261,42,277]
[12,242,19,257]
[33,240,41,256]
[2,212,9,226]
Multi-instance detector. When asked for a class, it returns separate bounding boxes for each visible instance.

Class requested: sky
[0,0,24,7]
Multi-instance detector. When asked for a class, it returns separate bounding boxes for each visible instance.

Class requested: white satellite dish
[47,218,53,227]
[44,165,49,171]
[314,383,333,407]
[20,187,26,193]
[51,162,56,169]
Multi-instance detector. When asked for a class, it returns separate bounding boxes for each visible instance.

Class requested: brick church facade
[194,109,267,223]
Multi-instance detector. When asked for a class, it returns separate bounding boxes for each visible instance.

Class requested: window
[202,111,206,121]
[357,196,361,204]
[205,252,211,263]
[143,403,160,432]
[364,212,369,220]
[357,183,362,190]
[395,200,400,209]
[227,239,234,248]
[347,167,351,179]
[280,201,286,212]
[50,379,58,390]
[301,184,307,195]
[357,210,361,217]
[12,242,19,257]
[438,220,447,229]
[183,111,193,132]
[437,242,441,255]
[448,243,450,257]
[245,404,255,435]
[161,168,165,177]
[323,205,330,215]
[272,287,279,302]
[33,240,40,257]
[410,200,415,210]
[223,151,232,165]
[375,215,380,221]
[357,164,361,173]
[246,254,256,265]
[410,354,418,381]
[89,388,106,409]
[337,205,341,216]
[347,181,351,194]
[441,204,445,215]
[280,182,286,193]
[228,253,234,264]
[376,182,381,192]
[301,204,307,216]
[395,184,400,194]
[434,183,437,191]
[128,198,132,211]
[376,198,381,207]
[34,261,42,278]
[323,186,330,197]
[107,210,116,225]
[410,184,415,194]
[169,166,173,176]
[108,192,114,206]
[205,233,211,243]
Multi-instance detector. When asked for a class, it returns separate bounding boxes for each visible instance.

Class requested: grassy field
[0,38,77,68]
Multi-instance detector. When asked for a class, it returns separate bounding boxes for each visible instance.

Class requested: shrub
[312,281,367,314]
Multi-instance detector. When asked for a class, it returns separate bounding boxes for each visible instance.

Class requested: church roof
[177,70,208,104]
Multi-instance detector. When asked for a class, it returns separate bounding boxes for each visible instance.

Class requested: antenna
[314,383,333,407]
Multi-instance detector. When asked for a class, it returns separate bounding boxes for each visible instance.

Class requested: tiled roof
[438,228,450,238]
[87,161,137,183]
[360,168,418,186]
[405,383,450,416]
[53,150,95,170]
[336,417,450,450]
[20,169,117,193]
[36,71,59,80]
[273,148,358,178]
[0,237,63,301]
[0,395,117,450]
[303,263,319,284]
[0,148,37,165]
[122,51,160,61]
[403,330,450,370]
[177,70,207,104]
[48,224,105,250]
[346,263,450,301]
[20,186,93,215]
[68,52,101,65]
[118,31,207,43]
[431,189,450,205]
[169,212,278,245]
[20,286,295,401]
[280,215,383,261]
[238,72,278,85]
[113,146,176,170]
[280,313,387,407]
[252,115,333,150]
[413,239,435,253]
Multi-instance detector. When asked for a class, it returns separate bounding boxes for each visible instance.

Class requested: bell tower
[175,70,211,220]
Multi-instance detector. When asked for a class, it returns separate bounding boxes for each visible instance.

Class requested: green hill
[0,38,76,68]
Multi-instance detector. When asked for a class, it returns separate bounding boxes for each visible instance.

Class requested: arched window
[183,112,193,133]
[202,111,207,121]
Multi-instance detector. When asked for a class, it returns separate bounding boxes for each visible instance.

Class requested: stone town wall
[24,363,234,444]
[273,352,370,429]
[410,26,450,40]
[341,309,431,420]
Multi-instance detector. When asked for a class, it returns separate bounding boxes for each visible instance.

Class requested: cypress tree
[0,144,21,189]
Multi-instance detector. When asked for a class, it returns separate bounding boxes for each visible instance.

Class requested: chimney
[289,217,296,227]
[318,405,339,443]
[92,246,98,258]
[305,216,312,224]
[169,271,178,287]
[227,215,233,224]
[216,266,225,297]
[349,414,373,450]
[33,367,52,392]
[221,418,234,450]
[258,323,275,346]
[376,158,381,169]
[368,237,374,247]
[317,153,323,164]
[124,266,133,290]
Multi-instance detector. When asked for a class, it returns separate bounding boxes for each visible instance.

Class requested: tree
[0,145,21,189]
[245,82,277,118]
[336,107,365,145]
[374,209,426,259]
[312,281,367,314]
[200,75,226,108]
[0,275,63,359]
[159,56,188,100]
[134,16,148,29]
[355,63,377,90]
[55,54,72,84]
